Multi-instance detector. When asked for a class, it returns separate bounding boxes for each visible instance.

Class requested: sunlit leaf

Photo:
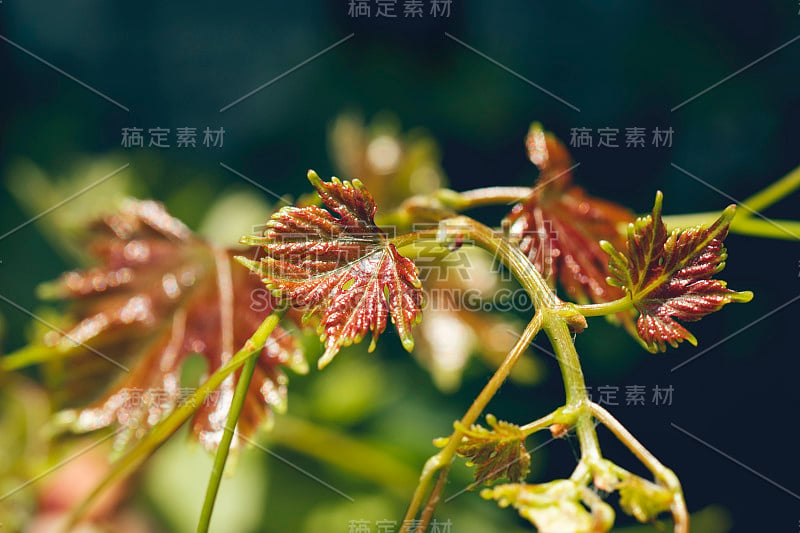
[602,192,753,352]
[328,114,532,390]
[239,170,424,369]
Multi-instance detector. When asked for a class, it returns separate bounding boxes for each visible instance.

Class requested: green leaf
[617,475,673,523]
[481,480,614,533]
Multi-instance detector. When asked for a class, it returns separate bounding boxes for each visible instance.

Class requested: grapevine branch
[31,126,780,532]
[394,206,701,531]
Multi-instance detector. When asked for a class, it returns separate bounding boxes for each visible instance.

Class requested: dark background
[1,2,798,532]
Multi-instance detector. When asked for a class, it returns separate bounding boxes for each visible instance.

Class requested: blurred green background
[1,1,798,532]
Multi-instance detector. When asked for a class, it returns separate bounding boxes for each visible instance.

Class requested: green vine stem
[417,460,451,529]
[519,410,561,436]
[197,342,260,533]
[571,296,635,317]
[397,212,691,532]
[0,344,81,372]
[68,312,283,528]
[436,186,534,209]
[662,211,800,240]
[429,216,565,310]
[391,164,800,242]
[540,312,600,463]
[400,214,605,532]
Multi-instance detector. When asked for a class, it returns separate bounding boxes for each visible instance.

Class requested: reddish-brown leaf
[239,170,424,369]
[504,123,635,305]
[328,116,532,390]
[603,192,753,352]
[40,199,306,451]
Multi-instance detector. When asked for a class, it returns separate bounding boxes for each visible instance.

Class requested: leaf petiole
[571,296,635,317]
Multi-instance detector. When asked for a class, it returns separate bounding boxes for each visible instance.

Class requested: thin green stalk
[417,463,451,529]
[436,186,533,209]
[197,347,259,533]
[740,164,800,213]
[392,216,565,310]
[519,410,560,436]
[572,296,634,317]
[68,313,282,528]
[0,344,78,372]
[435,216,562,308]
[662,211,800,240]
[730,216,800,240]
[400,311,543,532]
[381,185,534,233]
[390,229,438,249]
[650,165,800,241]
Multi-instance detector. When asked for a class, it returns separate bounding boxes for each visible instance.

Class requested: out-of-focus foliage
[37,200,306,452]
[328,114,543,391]
[7,158,147,262]
[0,379,50,530]
[329,112,446,213]
[143,428,267,533]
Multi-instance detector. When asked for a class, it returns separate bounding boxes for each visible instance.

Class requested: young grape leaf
[481,480,614,533]
[439,414,530,486]
[505,123,635,306]
[602,192,753,352]
[617,474,673,523]
[38,199,306,451]
[239,170,424,369]
[327,115,531,391]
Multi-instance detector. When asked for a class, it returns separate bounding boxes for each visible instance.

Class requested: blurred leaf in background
[328,113,543,391]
